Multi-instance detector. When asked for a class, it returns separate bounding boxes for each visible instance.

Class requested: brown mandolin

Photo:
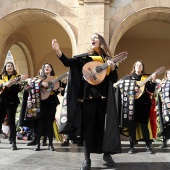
[82,51,128,85]
[135,66,165,99]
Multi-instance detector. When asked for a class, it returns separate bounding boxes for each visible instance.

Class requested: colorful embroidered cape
[159,80,170,125]
[118,75,157,140]
[25,77,42,120]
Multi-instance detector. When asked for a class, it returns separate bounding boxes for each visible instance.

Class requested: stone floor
[0,139,170,170]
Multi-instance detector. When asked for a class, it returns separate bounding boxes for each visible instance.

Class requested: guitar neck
[100,63,108,71]
[114,78,123,87]
[0,76,21,87]
[138,75,152,87]
[138,67,165,87]
[99,57,124,71]
[52,73,68,84]
[96,52,127,72]
[0,81,12,88]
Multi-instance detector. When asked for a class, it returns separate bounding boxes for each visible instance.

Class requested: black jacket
[0,75,21,105]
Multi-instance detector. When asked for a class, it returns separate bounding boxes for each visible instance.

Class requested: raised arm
[52,38,82,67]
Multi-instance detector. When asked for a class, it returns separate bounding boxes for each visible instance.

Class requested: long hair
[163,69,170,80]
[40,63,55,79]
[130,60,145,75]
[0,62,17,76]
[88,33,112,58]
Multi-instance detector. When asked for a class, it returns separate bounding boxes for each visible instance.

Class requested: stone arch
[0,8,77,76]
[110,6,170,53]
[0,3,77,53]
[1,32,34,77]
[109,6,170,80]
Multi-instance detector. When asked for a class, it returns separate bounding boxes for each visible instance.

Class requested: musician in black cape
[117,60,157,154]
[155,69,170,148]
[0,62,22,150]
[52,33,121,170]
[19,63,60,151]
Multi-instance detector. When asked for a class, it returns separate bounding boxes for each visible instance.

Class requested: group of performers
[0,33,169,170]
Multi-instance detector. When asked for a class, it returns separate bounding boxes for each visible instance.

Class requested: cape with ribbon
[25,77,42,120]
[118,74,156,140]
[118,79,135,128]
[156,80,170,127]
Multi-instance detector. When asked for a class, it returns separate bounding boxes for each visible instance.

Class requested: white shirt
[2,124,9,134]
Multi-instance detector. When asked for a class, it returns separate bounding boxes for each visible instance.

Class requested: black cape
[59,53,121,153]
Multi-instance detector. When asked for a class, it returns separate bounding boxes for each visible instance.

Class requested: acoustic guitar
[82,51,128,85]
[41,72,68,100]
[135,66,165,99]
[0,75,28,95]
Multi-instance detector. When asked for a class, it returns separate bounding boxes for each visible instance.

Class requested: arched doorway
[0,9,77,77]
[110,7,170,79]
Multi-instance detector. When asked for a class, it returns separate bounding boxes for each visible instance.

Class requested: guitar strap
[119,79,135,128]
[25,77,42,120]
[90,56,111,75]
[159,80,170,125]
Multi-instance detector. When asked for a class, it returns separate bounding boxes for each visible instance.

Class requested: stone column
[77,0,111,54]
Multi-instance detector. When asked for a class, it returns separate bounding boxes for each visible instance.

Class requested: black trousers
[0,103,18,143]
[129,122,150,148]
[82,98,107,153]
[35,100,56,146]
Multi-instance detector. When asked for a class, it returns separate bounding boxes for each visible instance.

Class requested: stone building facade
[0,0,170,78]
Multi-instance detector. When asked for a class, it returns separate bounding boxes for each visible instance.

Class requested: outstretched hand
[52,39,62,57]
[52,39,59,51]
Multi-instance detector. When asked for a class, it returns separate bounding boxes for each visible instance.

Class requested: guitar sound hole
[95,66,102,73]
[46,82,54,93]
[47,88,52,93]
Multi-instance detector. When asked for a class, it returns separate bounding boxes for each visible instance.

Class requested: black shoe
[159,142,167,148]
[41,141,47,146]
[11,143,17,150]
[80,160,91,170]
[48,145,55,151]
[61,141,69,146]
[146,147,153,154]
[26,140,36,146]
[9,141,12,144]
[128,148,135,154]
[103,154,115,167]
[34,144,40,151]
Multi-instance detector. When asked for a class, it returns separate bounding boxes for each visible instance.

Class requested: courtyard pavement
[0,138,169,170]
